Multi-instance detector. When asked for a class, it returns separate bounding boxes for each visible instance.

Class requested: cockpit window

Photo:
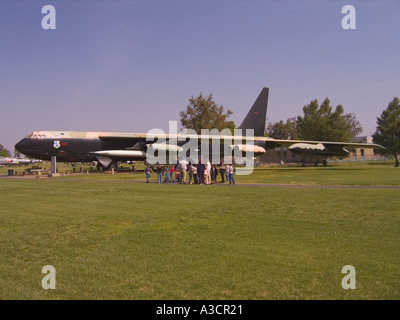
[26,132,47,139]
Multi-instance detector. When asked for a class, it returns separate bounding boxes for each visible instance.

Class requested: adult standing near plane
[219,161,226,183]
[228,164,235,185]
[164,165,170,183]
[179,158,188,184]
[225,164,230,184]
[156,165,164,184]
[197,160,205,185]
[188,162,193,184]
[169,165,174,183]
[206,159,212,185]
[145,165,152,183]
[192,164,198,184]
[211,164,217,184]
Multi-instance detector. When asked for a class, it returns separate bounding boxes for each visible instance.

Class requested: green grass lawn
[0,162,399,299]
[4,160,399,186]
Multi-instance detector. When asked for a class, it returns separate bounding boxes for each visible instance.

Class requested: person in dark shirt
[219,161,226,183]
[156,165,164,184]
[197,159,205,185]
[211,164,217,184]
[164,165,169,183]
[192,164,198,184]
[188,162,193,184]
[145,165,153,183]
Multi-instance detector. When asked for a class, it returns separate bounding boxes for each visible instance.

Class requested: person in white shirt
[228,164,235,185]
[206,159,211,185]
[179,159,188,184]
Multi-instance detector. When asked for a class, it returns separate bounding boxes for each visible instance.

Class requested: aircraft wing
[256,138,385,158]
[257,138,385,150]
[95,133,385,167]
[98,133,148,141]
[94,133,262,166]
[97,134,385,157]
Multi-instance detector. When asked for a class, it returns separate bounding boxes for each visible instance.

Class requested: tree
[179,93,235,134]
[297,98,362,142]
[343,113,363,137]
[0,143,11,157]
[266,117,298,139]
[372,97,400,167]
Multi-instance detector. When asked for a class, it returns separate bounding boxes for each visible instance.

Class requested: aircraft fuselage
[14,131,142,163]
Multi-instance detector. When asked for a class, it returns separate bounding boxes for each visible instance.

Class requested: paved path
[2,174,400,189]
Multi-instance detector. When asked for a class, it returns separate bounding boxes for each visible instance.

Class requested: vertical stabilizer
[239,87,269,137]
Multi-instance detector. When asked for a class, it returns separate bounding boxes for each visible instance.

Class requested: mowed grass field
[0,162,399,299]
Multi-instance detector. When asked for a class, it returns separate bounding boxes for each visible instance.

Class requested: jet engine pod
[288,143,325,155]
[147,143,184,153]
[231,144,266,157]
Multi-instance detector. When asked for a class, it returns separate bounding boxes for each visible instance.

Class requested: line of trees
[265,96,400,167]
[266,98,363,141]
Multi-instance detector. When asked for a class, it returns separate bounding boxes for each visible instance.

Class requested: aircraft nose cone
[15,138,28,153]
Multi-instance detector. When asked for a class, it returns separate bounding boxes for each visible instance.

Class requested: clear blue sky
[1,0,399,153]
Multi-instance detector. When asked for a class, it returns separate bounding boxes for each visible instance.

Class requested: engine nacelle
[147,143,184,154]
[289,143,325,152]
[289,143,350,157]
[231,144,266,156]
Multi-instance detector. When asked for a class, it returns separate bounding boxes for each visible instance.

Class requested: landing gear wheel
[109,162,118,171]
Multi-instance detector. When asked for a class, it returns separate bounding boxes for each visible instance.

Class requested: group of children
[144,161,236,185]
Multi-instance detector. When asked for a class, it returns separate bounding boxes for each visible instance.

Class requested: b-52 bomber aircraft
[15,87,383,170]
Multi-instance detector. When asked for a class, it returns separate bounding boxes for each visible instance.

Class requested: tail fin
[239,87,269,137]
